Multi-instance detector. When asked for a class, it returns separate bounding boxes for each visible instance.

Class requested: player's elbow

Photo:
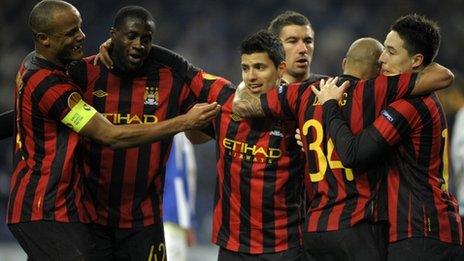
[441,68,455,88]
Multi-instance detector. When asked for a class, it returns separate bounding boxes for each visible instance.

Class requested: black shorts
[91,222,165,261]
[303,221,388,261]
[387,237,464,261]
[217,246,302,261]
[8,221,99,261]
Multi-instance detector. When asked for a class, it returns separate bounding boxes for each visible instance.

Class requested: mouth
[128,52,143,64]
[72,43,83,52]
[295,57,308,67]
[247,84,262,94]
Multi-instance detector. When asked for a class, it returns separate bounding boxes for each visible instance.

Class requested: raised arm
[232,81,266,118]
[64,93,220,149]
[411,62,454,95]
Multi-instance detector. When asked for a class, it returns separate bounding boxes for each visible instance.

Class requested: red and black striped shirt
[68,45,228,228]
[260,74,417,232]
[195,82,306,253]
[323,94,462,244]
[8,52,96,224]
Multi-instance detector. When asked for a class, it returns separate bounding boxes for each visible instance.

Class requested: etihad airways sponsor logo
[102,113,158,124]
[222,137,282,163]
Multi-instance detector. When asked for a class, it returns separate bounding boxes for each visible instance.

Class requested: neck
[283,71,310,84]
[35,47,66,68]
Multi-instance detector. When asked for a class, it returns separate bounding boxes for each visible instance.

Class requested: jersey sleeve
[259,82,303,120]
[365,73,418,106]
[322,98,419,168]
[32,80,77,121]
[188,72,236,104]
[372,99,420,146]
[150,45,236,105]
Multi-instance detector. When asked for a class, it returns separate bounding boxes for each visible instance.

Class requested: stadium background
[0,0,462,259]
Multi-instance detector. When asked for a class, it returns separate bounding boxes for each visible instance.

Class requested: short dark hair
[268,11,312,37]
[113,6,155,30]
[391,14,440,66]
[240,30,285,68]
[29,0,74,35]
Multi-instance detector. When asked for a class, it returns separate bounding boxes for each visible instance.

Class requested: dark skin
[30,5,220,149]
[110,17,155,72]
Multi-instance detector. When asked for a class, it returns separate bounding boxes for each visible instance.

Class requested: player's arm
[410,62,454,95]
[0,110,14,140]
[64,93,220,149]
[232,82,266,117]
[314,78,413,168]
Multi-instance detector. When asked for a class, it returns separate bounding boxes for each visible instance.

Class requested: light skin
[379,30,424,76]
[316,31,452,104]
[233,36,453,118]
[185,51,285,144]
[241,52,285,95]
[279,24,314,83]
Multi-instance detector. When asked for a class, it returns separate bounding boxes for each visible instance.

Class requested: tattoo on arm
[232,88,266,118]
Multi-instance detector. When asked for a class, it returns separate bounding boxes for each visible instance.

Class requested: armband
[61,99,97,133]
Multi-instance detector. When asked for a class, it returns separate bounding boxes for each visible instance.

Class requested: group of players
[4,0,463,260]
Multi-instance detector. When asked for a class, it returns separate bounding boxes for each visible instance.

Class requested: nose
[132,37,144,50]
[77,28,85,41]
[297,40,308,54]
[246,68,257,82]
[379,50,387,64]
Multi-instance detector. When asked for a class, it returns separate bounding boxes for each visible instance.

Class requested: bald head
[343,37,383,80]
[29,0,77,35]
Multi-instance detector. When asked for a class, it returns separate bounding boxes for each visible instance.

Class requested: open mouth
[295,57,308,67]
[247,84,262,93]
[72,44,82,52]
[128,53,142,64]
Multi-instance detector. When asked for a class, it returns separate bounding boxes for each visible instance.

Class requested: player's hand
[311,77,349,105]
[295,128,304,152]
[183,102,220,130]
[93,38,114,69]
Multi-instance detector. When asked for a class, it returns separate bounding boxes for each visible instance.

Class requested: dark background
[0,0,463,246]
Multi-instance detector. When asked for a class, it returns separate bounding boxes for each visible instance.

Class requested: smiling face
[111,17,155,72]
[279,24,314,83]
[47,6,86,65]
[241,52,283,95]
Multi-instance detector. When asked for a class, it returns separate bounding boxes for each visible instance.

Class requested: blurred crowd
[0,0,463,242]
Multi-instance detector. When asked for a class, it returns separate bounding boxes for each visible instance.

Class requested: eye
[126,33,137,40]
[304,38,313,45]
[141,35,152,44]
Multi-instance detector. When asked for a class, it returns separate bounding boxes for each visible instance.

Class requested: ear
[342,58,347,71]
[278,61,286,78]
[36,32,50,46]
[411,53,424,69]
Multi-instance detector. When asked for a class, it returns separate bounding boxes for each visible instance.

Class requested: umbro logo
[230,113,242,122]
[93,90,108,98]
